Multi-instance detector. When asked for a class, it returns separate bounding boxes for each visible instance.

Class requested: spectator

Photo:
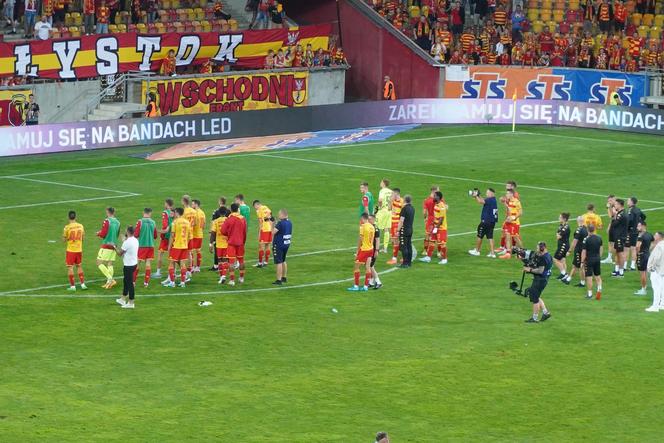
[160,49,177,76]
[511,5,526,43]
[83,0,95,35]
[596,0,613,34]
[450,2,464,38]
[24,0,36,39]
[34,15,52,40]
[274,48,286,67]
[303,43,314,67]
[147,0,158,23]
[414,15,431,51]
[214,1,231,20]
[269,0,286,29]
[24,94,39,126]
[264,49,275,69]
[107,0,119,26]
[254,0,270,30]
[246,0,259,29]
[383,75,396,100]
[53,0,67,28]
[42,0,53,25]
[97,0,110,34]
[3,0,17,34]
[145,93,158,117]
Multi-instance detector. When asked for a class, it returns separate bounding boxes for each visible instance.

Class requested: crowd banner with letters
[142,71,309,116]
[1,99,662,157]
[0,24,331,80]
[0,89,32,126]
[443,66,650,107]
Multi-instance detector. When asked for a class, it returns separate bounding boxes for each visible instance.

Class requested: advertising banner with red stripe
[0,24,331,80]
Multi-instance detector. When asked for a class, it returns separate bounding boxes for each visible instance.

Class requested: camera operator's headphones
[537,241,546,253]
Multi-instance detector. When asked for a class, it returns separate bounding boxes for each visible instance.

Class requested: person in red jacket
[221,203,248,286]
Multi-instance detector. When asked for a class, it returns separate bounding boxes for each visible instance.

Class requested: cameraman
[524,241,553,323]
[468,188,498,258]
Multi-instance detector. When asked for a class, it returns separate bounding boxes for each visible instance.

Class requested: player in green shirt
[235,194,251,227]
[96,207,120,289]
[359,181,375,218]
[135,208,158,287]
[154,198,174,279]
[376,178,393,252]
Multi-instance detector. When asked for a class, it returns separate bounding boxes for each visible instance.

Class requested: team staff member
[163,208,192,288]
[611,199,629,277]
[634,221,654,296]
[563,216,588,286]
[210,205,230,284]
[376,179,393,252]
[145,92,158,117]
[63,210,87,291]
[191,199,206,272]
[626,196,645,271]
[134,208,157,287]
[116,226,139,309]
[386,188,403,265]
[96,207,120,289]
[272,209,292,286]
[221,203,248,286]
[524,242,553,323]
[646,232,664,312]
[368,214,382,289]
[554,213,571,281]
[398,195,415,268]
[154,198,173,279]
[210,196,227,271]
[253,200,273,267]
[468,188,498,258]
[582,224,604,300]
[347,213,375,292]
[382,75,396,100]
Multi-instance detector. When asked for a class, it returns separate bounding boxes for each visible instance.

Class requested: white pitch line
[0,193,140,210]
[255,153,664,205]
[3,176,140,195]
[0,267,400,298]
[517,131,658,148]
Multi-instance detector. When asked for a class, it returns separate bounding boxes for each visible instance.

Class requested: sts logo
[525,74,571,100]
[589,78,632,106]
[461,73,506,99]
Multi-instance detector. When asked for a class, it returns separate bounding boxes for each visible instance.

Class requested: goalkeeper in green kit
[376,178,393,252]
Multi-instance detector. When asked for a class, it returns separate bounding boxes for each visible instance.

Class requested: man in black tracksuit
[398,195,415,268]
[627,196,645,271]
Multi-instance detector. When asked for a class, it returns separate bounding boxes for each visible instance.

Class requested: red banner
[0,24,331,80]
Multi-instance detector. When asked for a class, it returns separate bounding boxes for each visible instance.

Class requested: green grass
[1,125,663,442]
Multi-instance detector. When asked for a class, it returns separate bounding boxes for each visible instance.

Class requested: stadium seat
[155,22,166,33]
[69,26,80,37]
[541,0,553,9]
[118,24,127,33]
[51,28,61,38]
[186,8,196,21]
[171,0,181,8]
[409,6,420,18]
[528,0,538,8]
[554,0,566,10]
[72,12,82,26]
[632,13,642,26]
[650,26,660,39]
[638,25,649,37]
[197,0,207,7]
[568,0,580,9]
[532,20,544,33]
[202,20,211,32]
[64,13,73,27]
[622,36,630,48]
[108,24,118,33]
[162,0,171,9]
[194,8,205,20]
[184,21,194,32]
[174,21,185,32]
[136,23,147,33]
[148,23,158,33]
[547,20,557,30]
[642,13,654,26]
[527,10,538,21]
[61,27,71,38]
[540,9,552,21]
[655,14,664,27]
[553,10,564,22]
[192,20,202,32]
[128,23,137,32]
[168,9,178,22]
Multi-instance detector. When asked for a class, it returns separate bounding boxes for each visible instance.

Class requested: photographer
[523,242,553,323]
[468,187,498,258]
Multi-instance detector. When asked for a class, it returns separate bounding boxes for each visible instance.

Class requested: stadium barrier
[2,99,662,157]
[443,66,650,108]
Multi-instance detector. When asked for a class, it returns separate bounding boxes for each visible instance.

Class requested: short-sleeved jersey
[359,192,375,217]
[239,204,251,226]
[273,219,293,248]
[183,207,197,232]
[211,216,228,248]
[557,223,571,245]
[64,222,84,253]
[256,205,272,233]
[638,231,654,254]
[423,197,435,222]
[507,198,522,225]
[583,234,603,260]
[433,201,447,230]
[359,222,376,252]
[481,197,498,223]
[611,209,628,238]
[627,206,645,231]
[573,225,588,252]
[193,208,206,239]
[391,197,403,224]
[378,187,393,211]
[582,211,603,229]
[171,217,192,250]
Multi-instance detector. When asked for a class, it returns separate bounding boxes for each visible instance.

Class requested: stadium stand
[367,0,664,71]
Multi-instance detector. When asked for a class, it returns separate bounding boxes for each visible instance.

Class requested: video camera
[468,188,480,198]
[510,247,538,267]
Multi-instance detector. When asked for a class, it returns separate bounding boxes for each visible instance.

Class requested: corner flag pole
[511,89,517,133]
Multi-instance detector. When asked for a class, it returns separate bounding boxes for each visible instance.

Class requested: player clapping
[634,221,654,296]
[419,191,448,264]
[63,211,87,291]
[96,207,120,289]
[181,195,197,278]
[191,199,206,273]
[497,189,523,260]
[553,212,571,282]
[386,188,403,265]
[154,198,174,279]
[210,205,230,284]
[368,214,382,289]
[134,208,158,287]
[348,213,375,292]
[253,200,273,268]
[221,203,248,286]
[163,207,192,288]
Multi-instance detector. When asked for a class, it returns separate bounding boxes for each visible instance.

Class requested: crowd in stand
[370,0,664,71]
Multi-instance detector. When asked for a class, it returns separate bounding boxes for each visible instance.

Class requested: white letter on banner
[213,34,243,63]
[96,37,119,76]
[137,36,162,71]
[14,44,39,76]
[176,35,201,66]
[53,40,81,79]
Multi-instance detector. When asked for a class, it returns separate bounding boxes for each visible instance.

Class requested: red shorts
[159,238,169,252]
[187,239,194,250]
[65,251,82,266]
[169,248,189,262]
[259,231,273,243]
[355,250,373,264]
[216,247,228,259]
[503,222,520,236]
[390,222,399,237]
[425,219,434,232]
[227,244,245,260]
[138,247,154,260]
[435,229,448,243]
[192,238,203,249]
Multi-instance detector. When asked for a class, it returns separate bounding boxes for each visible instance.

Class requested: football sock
[364,272,371,286]
[259,250,264,263]
[427,245,434,257]
[598,285,602,291]
[98,264,111,280]
[222,262,228,277]
[375,276,382,285]
[180,268,186,283]
[145,268,151,284]
[264,250,270,263]
[543,308,549,315]
[369,278,375,286]
[441,246,448,259]
[631,260,636,267]
[229,259,236,280]
[196,251,202,267]
[78,270,85,284]
[107,265,114,280]
[587,290,593,297]
[133,267,139,283]
[532,313,538,321]
[68,273,75,286]
[614,265,619,272]
[354,271,360,286]
[239,259,245,278]
[168,267,175,282]
[392,245,399,257]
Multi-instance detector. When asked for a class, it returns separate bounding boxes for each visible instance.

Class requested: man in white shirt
[116,226,139,309]
[646,232,664,312]
[34,15,51,41]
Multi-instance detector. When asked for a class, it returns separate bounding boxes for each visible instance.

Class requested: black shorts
[637,253,649,272]
[585,259,601,277]
[370,253,377,268]
[609,230,616,243]
[626,232,638,247]
[272,245,289,264]
[477,221,495,239]
[572,250,583,268]
[614,237,626,253]
[554,243,569,260]
[528,278,548,304]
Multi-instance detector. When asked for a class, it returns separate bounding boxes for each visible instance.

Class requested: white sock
[631,260,636,267]
[614,265,619,272]
[375,277,382,285]
[598,285,602,291]
[588,290,592,297]
[607,253,612,260]
[369,279,375,286]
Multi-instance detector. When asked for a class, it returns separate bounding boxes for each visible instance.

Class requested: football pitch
[1,124,663,442]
